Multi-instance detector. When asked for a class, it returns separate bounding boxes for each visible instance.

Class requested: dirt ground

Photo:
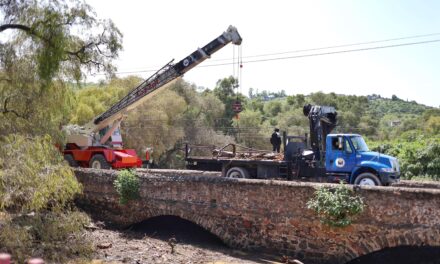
[85,218,286,264]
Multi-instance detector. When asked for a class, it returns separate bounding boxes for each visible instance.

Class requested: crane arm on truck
[64,26,242,169]
[67,25,242,148]
[89,26,242,133]
[303,104,337,162]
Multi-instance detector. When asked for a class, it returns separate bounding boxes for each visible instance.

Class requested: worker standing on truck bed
[270,128,282,153]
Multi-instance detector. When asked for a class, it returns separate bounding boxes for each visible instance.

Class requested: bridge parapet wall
[74,169,440,264]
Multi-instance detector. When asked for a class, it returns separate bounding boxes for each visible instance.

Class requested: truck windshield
[350,136,369,152]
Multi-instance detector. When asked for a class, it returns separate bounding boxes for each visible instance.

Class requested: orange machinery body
[64,143,142,169]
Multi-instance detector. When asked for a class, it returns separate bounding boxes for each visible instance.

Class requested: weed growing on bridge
[114,170,140,205]
[307,183,365,227]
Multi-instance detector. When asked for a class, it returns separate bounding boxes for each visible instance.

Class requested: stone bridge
[74,168,440,264]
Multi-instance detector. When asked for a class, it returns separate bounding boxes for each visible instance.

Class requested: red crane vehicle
[63,26,242,169]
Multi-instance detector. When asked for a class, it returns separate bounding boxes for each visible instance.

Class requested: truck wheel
[64,154,79,167]
[354,172,381,186]
[89,154,111,170]
[226,167,249,178]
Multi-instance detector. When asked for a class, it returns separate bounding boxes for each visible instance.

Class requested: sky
[86,0,440,107]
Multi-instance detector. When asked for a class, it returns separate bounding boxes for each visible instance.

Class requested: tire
[226,167,250,178]
[89,154,111,170]
[354,172,382,186]
[64,154,79,167]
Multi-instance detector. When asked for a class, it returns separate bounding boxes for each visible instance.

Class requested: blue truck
[185,104,400,186]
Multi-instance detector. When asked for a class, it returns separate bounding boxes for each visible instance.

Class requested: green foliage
[0,75,74,142]
[1,0,123,83]
[213,76,237,103]
[369,97,430,117]
[0,1,124,262]
[0,211,93,263]
[1,0,123,142]
[369,134,440,180]
[212,76,246,131]
[0,135,91,263]
[425,116,440,135]
[69,78,134,125]
[307,183,365,227]
[233,109,266,148]
[114,170,140,205]
[0,134,82,212]
[124,88,187,164]
[70,77,234,168]
[264,100,283,117]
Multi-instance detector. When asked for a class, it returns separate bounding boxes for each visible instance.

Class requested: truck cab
[325,134,400,186]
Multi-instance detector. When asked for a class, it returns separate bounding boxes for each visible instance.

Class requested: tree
[425,116,440,135]
[0,134,91,263]
[264,100,282,117]
[213,76,236,102]
[233,109,266,149]
[296,94,305,107]
[0,1,122,261]
[0,0,122,83]
[212,76,246,135]
[0,0,123,139]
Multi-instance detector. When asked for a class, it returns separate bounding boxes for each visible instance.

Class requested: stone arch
[343,229,440,263]
[131,207,232,248]
[345,245,440,264]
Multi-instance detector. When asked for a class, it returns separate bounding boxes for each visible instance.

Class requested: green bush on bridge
[307,183,365,227]
[114,170,140,205]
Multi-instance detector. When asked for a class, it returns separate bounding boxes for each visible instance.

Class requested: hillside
[367,94,432,117]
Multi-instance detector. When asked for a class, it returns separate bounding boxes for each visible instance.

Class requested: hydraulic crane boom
[64,26,242,169]
[88,25,242,134]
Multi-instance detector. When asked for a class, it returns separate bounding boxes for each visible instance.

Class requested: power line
[210,32,440,62]
[205,39,440,66]
[97,35,440,76]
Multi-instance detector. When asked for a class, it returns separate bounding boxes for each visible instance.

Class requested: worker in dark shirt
[270,128,282,153]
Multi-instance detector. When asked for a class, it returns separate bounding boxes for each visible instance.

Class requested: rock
[97,242,112,249]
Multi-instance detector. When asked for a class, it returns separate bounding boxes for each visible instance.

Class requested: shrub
[0,134,82,212]
[307,183,365,227]
[114,170,140,204]
[0,211,93,263]
[369,134,440,180]
[0,135,92,262]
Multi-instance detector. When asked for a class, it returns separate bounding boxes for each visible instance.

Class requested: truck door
[326,136,356,173]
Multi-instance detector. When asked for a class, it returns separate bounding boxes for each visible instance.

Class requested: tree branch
[0,23,31,33]
[1,96,28,119]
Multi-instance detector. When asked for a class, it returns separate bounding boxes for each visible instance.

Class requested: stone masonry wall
[74,169,440,264]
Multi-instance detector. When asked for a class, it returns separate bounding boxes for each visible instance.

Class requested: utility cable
[209,32,440,62]
[98,34,440,75]
[203,39,440,67]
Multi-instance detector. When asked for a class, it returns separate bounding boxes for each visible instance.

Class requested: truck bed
[186,155,291,179]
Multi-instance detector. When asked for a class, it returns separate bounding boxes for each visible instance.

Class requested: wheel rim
[359,178,376,186]
[228,171,244,178]
[91,160,101,169]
